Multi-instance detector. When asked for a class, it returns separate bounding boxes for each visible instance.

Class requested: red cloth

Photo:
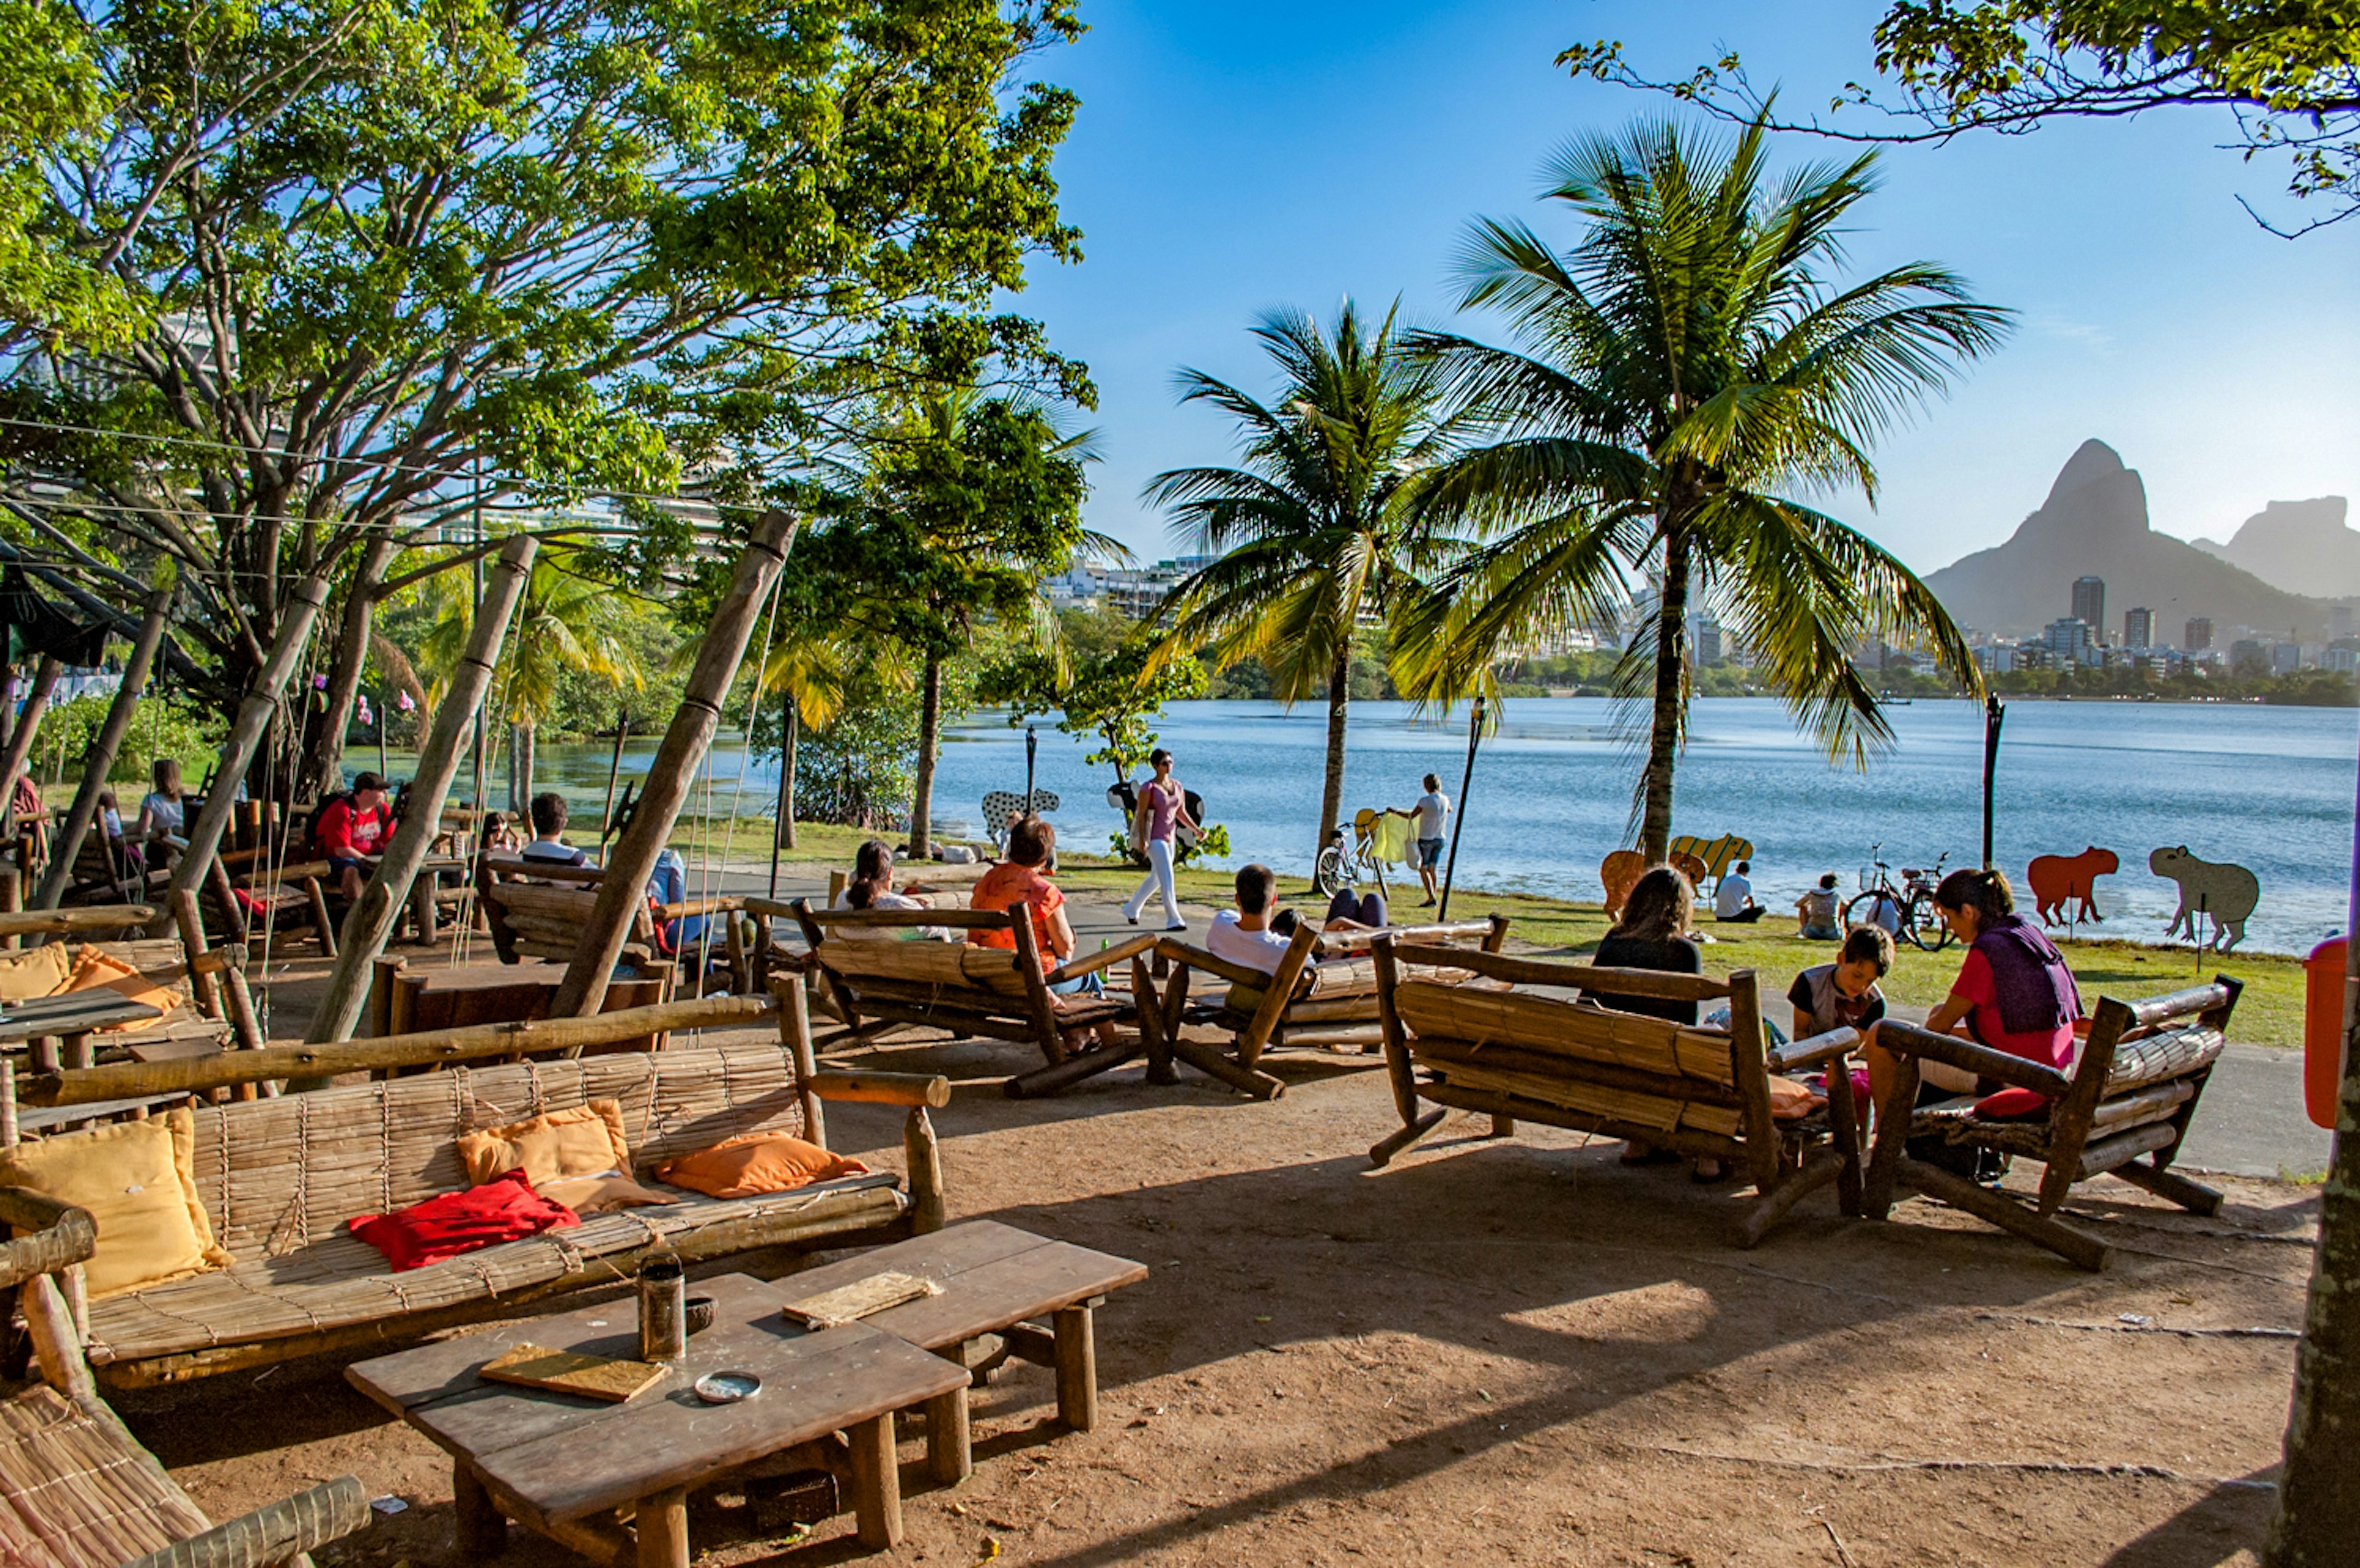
[348,1170,578,1272]
[1974,1086,2052,1119]
[967,862,1064,973]
[315,796,393,858]
[1949,947,2077,1071]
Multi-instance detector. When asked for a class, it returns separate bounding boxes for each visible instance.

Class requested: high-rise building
[2185,616,2212,651]
[1688,616,1722,665]
[2071,576,2106,641]
[2333,605,2355,640]
[2045,617,2092,664]
[2123,606,2152,649]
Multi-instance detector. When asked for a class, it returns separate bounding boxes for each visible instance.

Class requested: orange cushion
[655,1134,868,1200]
[538,1173,680,1215]
[455,1101,632,1189]
[1767,1074,1822,1121]
[54,947,181,1030]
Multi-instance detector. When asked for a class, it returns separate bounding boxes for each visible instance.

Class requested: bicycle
[1840,844,1955,953]
[1312,808,1414,898]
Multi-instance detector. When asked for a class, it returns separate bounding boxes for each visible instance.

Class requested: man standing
[1408,773,1450,907]
[1715,860,1763,922]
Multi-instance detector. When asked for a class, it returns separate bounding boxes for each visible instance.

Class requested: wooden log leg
[28,1037,56,1076]
[846,1413,902,1550]
[2110,1156,2224,1215]
[454,1460,508,1557]
[1165,1034,1284,1099]
[1734,1146,1847,1249]
[903,1106,946,1235]
[1005,1037,1142,1099]
[61,1032,90,1072]
[1134,958,1176,1086]
[634,1486,688,1568]
[409,877,438,946]
[1052,1302,1097,1432]
[1861,1056,1919,1221]
[1369,1107,1448,1169]
[1903,1157,2114,1271]
[926,1384,971,1485]
[1487,1114,1515,1138]
[1825,1059,1866,1218]
[305,878,339,957]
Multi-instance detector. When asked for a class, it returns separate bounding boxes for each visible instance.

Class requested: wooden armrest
[809,1070,952,1108]
[122,1475,372,1568]
[1313,919,1494,956]
[1874,1019,2073,1099]
[1049,933,1160,982]
[0,906,154,937]
[1767,1026,1860,1073]
[1152,937,1275,991]
[657,898,743,920]
[0,1188,96,1291]
[744,897,799,920]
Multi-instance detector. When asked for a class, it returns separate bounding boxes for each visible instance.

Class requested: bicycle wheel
[1313,845,1351,898]
[1841,892,1902,936]
[1904,895,1954,952]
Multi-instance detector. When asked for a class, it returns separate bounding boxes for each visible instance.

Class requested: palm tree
[1401,114,2010,861]
[1147,300,1457,866]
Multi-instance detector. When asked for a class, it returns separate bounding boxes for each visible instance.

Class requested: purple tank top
[1144,779,1181,841]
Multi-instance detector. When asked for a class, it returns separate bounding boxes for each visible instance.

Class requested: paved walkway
[719,856,2330,1180]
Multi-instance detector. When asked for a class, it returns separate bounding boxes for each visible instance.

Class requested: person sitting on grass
[520,791,589,869]
[1795,872,1841,940]
[969,816,1120,1048]
[1714,860,1762,922]
[1790,925,1892,1040]
[1591,866,1726,1183]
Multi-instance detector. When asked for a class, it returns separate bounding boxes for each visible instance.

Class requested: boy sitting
[1788,925,1892,1040]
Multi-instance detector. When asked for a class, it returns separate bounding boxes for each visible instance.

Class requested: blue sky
[1009,0,2360,576]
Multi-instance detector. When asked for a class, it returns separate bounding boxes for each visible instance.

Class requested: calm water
[404,697,2357,956]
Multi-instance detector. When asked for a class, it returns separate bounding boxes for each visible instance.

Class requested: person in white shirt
[1713,859,1763,922]
[1206,863,1297,976]
[832,839,952,941]
[1407,774,1450,906]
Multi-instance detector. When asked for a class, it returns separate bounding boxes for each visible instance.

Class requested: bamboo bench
[477,853,753,993]
[1147,916,1511,1099]
[786,900,1159,1099]
[1368,936,1866,1247]
[0,1178,372,1565]
[14,984,949,1388]
[1863,976,2243,1270]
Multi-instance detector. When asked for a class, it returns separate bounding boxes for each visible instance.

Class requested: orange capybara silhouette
[1667,850,1709,891]
[1600,850,1646,917]
[2027,845,2118,927]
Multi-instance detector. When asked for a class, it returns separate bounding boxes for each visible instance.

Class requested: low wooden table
[773,1220,1148,1470]
[0,991,162,1072]
[347,1273,968,1564]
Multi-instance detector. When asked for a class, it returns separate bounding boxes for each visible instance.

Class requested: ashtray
[693,1371,762,1405]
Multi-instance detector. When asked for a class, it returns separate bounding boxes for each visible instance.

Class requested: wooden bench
[1367,936,1866,1247]
[1863,976,2243,1270]
[1147,916,1512,1100]
[785,900,1158,1099]
[0,1180,372,1566]
[476,853,753,993]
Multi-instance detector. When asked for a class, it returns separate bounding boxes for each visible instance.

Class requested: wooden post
[634,1486,688,1568]
[36,589,173,912]
[552,511,795,1018]
[1238,926,1316,1069]
[1052,1303,1098,1430]
[773,973,825,1149]
[305,539,535,1044]
[0,655,63,826]
[155,576,331,935]
[926,1384,971,1484]
[170,890,219,1021]
[903,1106,946,1234]
[846,1413,902,1550]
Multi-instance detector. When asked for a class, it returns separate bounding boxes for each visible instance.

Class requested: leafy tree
[986,632,1208,785]
[0,0,1087,796]
[1563,2,2360,231]
[1400,114,2005,861]
[1146,301,1457,866]
[38,690,221,785]
[785,658,970,831]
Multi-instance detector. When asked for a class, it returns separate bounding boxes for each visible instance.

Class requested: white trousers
[1122,837,1181,927]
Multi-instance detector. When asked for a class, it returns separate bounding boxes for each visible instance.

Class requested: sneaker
[1164,922,1187,933]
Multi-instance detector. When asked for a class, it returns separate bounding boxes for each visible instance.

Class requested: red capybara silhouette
[2027,845,2118,927]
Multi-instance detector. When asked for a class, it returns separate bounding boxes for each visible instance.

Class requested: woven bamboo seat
[63,1040,932,1387]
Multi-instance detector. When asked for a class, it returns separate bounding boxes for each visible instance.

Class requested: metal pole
[1981,696,2005,870]
[376,689,390,777]
[768,691,793,900]
[600,714,629,836]
[1437,693,1485,922]
[1025,723,1037,809]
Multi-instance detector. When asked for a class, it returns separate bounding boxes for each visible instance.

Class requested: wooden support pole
[155,576,331,935]
[1052,1303,1098,1431]
[120,1476,372,1568]
[453,1462,507,1556]
[634,1486,688,1568]
[903,1106,946,1234]
[306,538,536,1044]
[0,655,63,825]
[846,1413,902,1550]
[926,1384,971,1484]
[36,588,173,912]
[553,511,795,1019]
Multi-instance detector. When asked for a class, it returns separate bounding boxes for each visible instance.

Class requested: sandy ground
[114,936,2308,1568]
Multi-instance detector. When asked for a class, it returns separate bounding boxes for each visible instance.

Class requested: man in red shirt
[317,771,396,900]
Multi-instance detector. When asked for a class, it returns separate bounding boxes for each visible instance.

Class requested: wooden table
[347,1273,969,1565]
[773,1221,1148,1470]
[0,991,162,1072]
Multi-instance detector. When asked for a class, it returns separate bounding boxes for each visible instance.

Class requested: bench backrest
[182,1043,808,1256]
[477,854,656,962]
[814,937,1031,998]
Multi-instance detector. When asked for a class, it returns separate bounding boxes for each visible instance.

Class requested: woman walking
[1121,749,1198,933]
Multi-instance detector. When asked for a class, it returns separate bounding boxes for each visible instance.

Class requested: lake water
[410,697,2358,957]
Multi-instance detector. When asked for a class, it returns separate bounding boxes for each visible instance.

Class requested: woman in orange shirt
[969,816,1119,1046]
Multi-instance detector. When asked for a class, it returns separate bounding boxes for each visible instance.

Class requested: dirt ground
[116,944,2307,1568]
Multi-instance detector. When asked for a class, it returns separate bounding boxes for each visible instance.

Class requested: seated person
[1207,863,1297,976]
[832,839,951,941]
[1589,866,1721,1180]
[968,817,1119,1046]
[520,791,590,869]
[316,770,396,900]
[96,788,143,877]
[1790,925,1891,1040]
[1713,860,1762,922]
[647,845,706,951]
[1795,873,1841,940]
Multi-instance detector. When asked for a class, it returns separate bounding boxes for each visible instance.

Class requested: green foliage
[1109,821,1231,868]
[37,692,222,786]
[784,667,923,831]
[985,608,1208,780]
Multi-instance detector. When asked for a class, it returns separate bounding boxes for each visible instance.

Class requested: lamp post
[1025,723,1038,809]
[1437,692,1486,922]
[1981,696,2005,869]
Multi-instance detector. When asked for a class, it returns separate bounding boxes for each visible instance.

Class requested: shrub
[34,691,223,786]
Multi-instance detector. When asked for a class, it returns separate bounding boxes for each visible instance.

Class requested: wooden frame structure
[785,898,1157,1099]
[476,853,753,994]
[1863,977,2243,1271]
[1147,915,1511,1099]
[1367,936,1866,1248]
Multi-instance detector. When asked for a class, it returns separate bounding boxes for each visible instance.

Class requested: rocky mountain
[2193,498,2360,598]
[1920,440,2350,642]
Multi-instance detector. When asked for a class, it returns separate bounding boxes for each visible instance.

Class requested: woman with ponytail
[832,839,950,941]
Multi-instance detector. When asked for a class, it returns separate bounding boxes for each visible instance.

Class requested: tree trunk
[781,700,798,850]
[36,588,173,911]
[1316,651,1350,868]
[297,538,393,801]
[908,652,941,860]
[513,722,536,813]
[1638,533,1691,863]
[2266,723,2360,1564]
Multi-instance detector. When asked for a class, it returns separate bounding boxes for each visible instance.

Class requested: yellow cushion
[0,943,69,1003]
[0,1108,230,1299]
[455,1100,632,1188]
[54,947,181,1030]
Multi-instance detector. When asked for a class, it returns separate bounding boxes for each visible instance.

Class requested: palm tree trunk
[1638,535,1691,863]
[909,652,941,860]
[1317,651,1350,868]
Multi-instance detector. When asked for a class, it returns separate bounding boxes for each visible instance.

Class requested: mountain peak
[2044,439,2128,508]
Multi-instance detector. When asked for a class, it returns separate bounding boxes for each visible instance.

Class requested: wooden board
[774,1221,1149,1354]
[779,1271,942,1330]
[478,1343,669,1403]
